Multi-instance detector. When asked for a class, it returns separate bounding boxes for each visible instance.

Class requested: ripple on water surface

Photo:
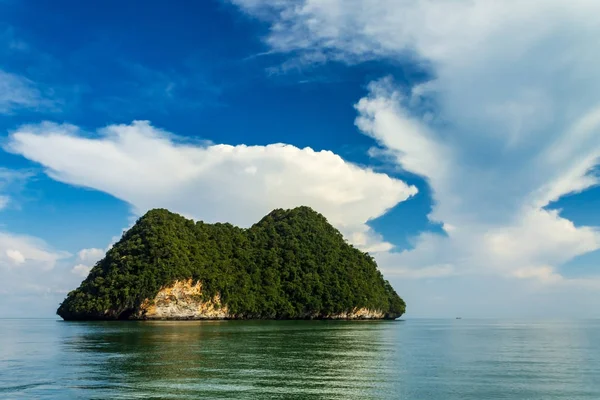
[1,319,599,399]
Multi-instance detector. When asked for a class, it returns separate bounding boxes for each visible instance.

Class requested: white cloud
[0,168,32,211]
[231,1,600,292]
[5,249,25,265]
[0,231,82,317]
[0,166,80,316]
[0,69,57,114]
[69,247,107,279]
[381,262,455,279]
[71,264,92,277]
[77,247,105,264]
[6,120,417,252]
[0,232,69,270]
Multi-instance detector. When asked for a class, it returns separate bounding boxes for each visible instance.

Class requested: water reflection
[61,320,398,399]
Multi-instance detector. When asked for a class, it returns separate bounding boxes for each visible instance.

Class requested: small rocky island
[58,207,406,321]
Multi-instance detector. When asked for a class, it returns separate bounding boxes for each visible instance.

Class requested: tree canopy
[57,206,406,320]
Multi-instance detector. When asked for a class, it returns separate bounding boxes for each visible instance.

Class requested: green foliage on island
[57,206,406,320]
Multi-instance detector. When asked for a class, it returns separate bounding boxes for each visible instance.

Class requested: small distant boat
[456,317,462,319]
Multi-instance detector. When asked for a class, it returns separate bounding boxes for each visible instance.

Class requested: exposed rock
[322,308,387,320]
[135,279,230,320]
[132,279,396,320]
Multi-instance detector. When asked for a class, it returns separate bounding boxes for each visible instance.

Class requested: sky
[1,0,600,318]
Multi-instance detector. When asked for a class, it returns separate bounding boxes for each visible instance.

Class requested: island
[57,206,406,320]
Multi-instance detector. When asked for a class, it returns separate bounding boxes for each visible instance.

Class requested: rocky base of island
[129,280,399,320]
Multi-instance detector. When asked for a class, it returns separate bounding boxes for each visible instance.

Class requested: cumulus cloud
[77,247,105,264]
[0,231,80,317]
[0,232,120,316]
[6,120,417,252]
[0,232,69,270]
[69,247,107,277]
[71,264,92,277]
[356,81,600,282]
[5,249,25,265]
[231,0,600,286]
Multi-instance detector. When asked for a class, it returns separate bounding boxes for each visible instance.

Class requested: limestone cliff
[135,280,230,320]
[133,279,393,320]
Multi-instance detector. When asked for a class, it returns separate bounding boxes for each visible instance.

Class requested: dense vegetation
[57,206,406,320]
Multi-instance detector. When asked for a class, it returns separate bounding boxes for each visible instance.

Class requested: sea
[1,319,599,399]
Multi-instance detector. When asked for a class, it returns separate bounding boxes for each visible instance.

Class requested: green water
[1,319,599,399]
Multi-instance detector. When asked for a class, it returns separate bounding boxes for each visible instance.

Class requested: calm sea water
[1,319,599,399]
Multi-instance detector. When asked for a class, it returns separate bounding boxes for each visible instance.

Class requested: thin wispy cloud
[0,26,62,113]
[1,25,28,52]
[0,69,60,114]
[0,168,33,211]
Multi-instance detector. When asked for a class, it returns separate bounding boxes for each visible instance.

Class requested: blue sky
[1,0,600,318]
